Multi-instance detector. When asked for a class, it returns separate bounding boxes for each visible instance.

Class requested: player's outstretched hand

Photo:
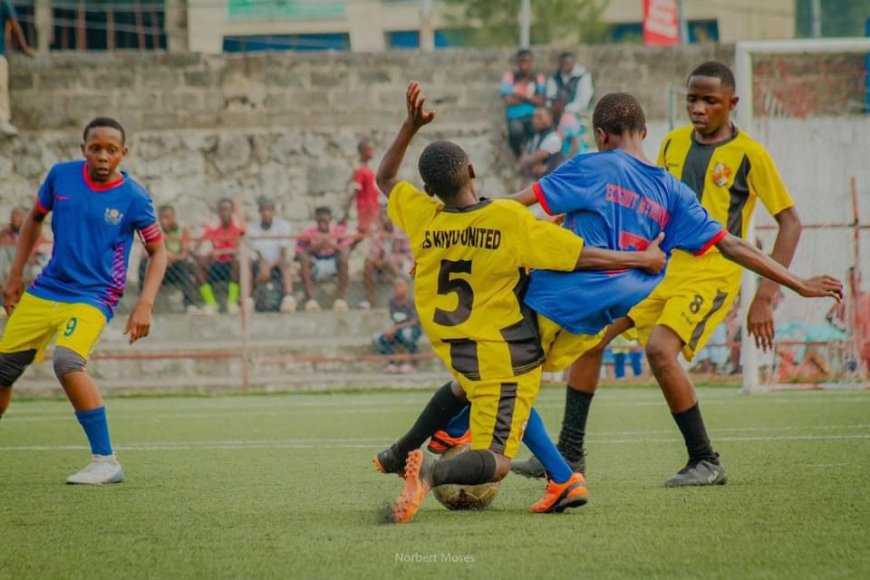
[124,302,153,344]
[641,233,666,275]
[799,275,844,301]
[2,274,24,316]
[406,81,436,129]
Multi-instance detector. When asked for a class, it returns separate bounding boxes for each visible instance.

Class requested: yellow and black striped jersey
[387,181,584,381]
[658,125,794,274]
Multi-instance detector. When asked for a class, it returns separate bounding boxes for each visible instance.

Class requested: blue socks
[75,406,113,456]
[523,408,574,484]
[444,405,470,437]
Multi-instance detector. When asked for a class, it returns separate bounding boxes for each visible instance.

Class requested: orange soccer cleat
[390,449,432,524]
[426,430,471,454]
[529,472,590,514]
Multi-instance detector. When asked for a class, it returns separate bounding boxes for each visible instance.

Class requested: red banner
[643,0,679,46]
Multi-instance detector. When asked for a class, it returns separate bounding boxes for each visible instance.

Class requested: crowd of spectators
[501,50,594,180]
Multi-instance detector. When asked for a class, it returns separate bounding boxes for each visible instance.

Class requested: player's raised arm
[715,233,842,349]
[376,81,436,197]
[2,204,47,315]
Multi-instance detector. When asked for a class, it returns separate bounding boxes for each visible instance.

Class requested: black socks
[672,403,718,463]
[431,449,497,487]
[391,381,467,459]
[556,387,594,462]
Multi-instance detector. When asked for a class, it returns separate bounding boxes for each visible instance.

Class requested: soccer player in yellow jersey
[375,82,667,523]
[517,61,812,487]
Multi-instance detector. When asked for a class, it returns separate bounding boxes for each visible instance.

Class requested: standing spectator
[373,277,422,374]
[139,204,197,312]
[545,51,594,117]
[195,198,244,315]
[516,107,562,179]
[341,137,382,237]
[296,206,351,312]
[500,49,546,157]
[247,196,296,313]
[362,208,412,309]
[0,0,36,137]
[551,94,582,159]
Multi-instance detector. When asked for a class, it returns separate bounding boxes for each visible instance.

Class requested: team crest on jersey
[711,163,731,187]
[104,208,123,225]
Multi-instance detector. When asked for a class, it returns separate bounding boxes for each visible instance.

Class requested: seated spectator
[362,209,412,309]
[247,196,296,313]
[139,204,197,312]
[194,198,244,315]
[516,107,562,179]
[296,206,351,312]
[501,49,546,158]
[551,94,582,159]
[546,51,594,117]
[341,137,382,237]
[373,277,421,374]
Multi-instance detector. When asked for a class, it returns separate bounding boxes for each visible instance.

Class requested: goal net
[736,38,870,392]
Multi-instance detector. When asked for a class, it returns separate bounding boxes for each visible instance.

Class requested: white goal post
[734,38,870,394]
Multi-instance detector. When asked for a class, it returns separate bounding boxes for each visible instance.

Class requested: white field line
[8,393,870,422]
[2,432,869,452]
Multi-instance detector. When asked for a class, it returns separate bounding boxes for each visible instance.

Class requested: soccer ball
[429,442,500,511]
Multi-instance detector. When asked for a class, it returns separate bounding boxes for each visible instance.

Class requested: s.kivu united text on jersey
[526,149,725,335]
[387,181,584,381]
[28,161,162,320]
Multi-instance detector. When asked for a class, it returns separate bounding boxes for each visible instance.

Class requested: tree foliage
[443,0,611,47]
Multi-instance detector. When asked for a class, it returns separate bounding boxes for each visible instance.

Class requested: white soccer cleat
[66,455,124,485]
[332,299,349,312]
[227,302,241,315]
[304,299,321,312]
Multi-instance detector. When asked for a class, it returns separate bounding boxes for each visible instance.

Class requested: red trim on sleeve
[82,164,125,192]
[34,198,49,216]
[695,228,728,256]
[533,182,553,216]
[139,223,163,244]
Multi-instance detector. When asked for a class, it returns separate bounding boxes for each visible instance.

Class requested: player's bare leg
[299,251,320,311]
[644,325,727,486]
[333,249,350,311]
[0,385,12,415]
[58,362,124,485]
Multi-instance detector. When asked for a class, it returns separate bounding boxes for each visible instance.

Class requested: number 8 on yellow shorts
[0,293,107,363]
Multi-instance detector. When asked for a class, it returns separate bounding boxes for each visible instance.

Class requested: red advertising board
[643,0,680,46]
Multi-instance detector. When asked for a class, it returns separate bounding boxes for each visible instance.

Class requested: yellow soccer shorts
[0,293,107,363]
[538,313,606,372]
[458,365,542,459]
[627,260,739,362]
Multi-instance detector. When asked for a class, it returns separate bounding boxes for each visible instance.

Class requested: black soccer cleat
[373,446,408,478]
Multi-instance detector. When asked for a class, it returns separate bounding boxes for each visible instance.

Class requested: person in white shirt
[247,197,296,313]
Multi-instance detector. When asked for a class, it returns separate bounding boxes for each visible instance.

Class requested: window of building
[228,0,347,22]
[222,33,351,53]
[607,19,719,44]
[385,29,468,50]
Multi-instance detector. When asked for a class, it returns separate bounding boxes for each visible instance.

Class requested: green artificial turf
[1,386,868,579]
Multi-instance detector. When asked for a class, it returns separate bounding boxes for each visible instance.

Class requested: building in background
[12,0,798,54]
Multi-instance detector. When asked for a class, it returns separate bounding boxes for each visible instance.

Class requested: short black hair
[83,117,126,144]
[516,49,533,60]
[688,61,735,91]
[558,51,575,61]
[417,140,470,202]
[593,93,646,136]
[314,206,332,217]
[257,196,275,210]
[357,137,372,153]
[217,198,233,209]
[157,204,175,214]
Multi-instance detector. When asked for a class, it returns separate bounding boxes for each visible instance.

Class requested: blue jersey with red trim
[526,149,724,334]
[28,161,160,320]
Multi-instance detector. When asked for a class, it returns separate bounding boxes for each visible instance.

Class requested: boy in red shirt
[194,198,244,314]
[342,138,382,235]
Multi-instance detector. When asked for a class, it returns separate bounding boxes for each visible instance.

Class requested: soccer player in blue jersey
[0,117,167,484]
